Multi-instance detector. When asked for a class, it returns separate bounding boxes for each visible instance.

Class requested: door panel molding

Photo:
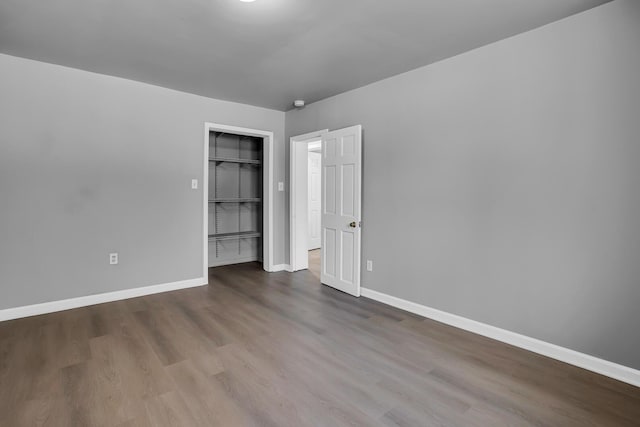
[320,125,362,297]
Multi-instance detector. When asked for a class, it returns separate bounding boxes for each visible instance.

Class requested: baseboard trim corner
[269,264,291,272]
[0,277,208,322]
[360,287,640,388]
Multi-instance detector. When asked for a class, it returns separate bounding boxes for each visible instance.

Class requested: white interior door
[308,151,322,250]
[321,125,362,297]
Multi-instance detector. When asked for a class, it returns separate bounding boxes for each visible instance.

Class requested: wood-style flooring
[1,250,639,426]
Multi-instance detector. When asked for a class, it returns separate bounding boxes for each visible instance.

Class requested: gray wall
[286,0,640,369]
[0,53,286,310]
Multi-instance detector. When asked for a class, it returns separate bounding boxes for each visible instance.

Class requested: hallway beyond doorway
[309,249,320,280]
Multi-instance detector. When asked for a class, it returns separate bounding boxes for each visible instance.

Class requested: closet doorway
[203,123,275,276]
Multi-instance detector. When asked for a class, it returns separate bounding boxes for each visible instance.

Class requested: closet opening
[203,123,275,275]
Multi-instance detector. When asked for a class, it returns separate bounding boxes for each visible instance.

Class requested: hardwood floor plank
[132,310,186,366]
[144,390,200,427]
[166,360,252,427]
[107,320,175,400]
[11,398,70,427]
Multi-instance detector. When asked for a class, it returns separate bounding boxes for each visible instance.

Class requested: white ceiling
[0,0,611,111]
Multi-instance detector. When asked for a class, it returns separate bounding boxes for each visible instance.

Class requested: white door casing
[308,152,322,250]
[321,125,362,297]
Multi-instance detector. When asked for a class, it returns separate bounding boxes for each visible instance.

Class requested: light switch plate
[110,253,118,265]
[366,260,373,271]
[191,179,198,190]
[278,182,284,191]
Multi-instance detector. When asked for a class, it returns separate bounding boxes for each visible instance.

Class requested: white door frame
[203,122,275,276]
[289,129,329,272]
[307,148,322,250]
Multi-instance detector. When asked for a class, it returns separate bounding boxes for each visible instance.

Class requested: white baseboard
[361,287,640,388]
[0,277,207,322]
[269,264,292,272]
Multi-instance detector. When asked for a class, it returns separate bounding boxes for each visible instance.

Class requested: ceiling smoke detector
[293,100,305,108]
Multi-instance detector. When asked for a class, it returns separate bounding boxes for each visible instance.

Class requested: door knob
[349,221,357,228]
